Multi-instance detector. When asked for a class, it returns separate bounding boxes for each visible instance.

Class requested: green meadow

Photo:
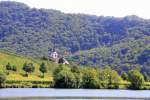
[0,50,57,88]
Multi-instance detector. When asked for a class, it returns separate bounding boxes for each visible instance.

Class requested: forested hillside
[69,37,150,74]
[0,1,150,76]
[1,51,150,89]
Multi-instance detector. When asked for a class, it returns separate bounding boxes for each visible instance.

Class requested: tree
[108,70,122,89]
[22,63,35,77]
[143,72,150,82]
[128,70,145,89]
[73,73,82,88]
[0,73,6,88]
[71,65,82,88]
[39,62,47,78]
[82,68,99,88]
[53,65,82,88]
[98,68,122,89]
[54,68,76,88]
[6,63,12,74]
[12,65,17,72]
[121,72,128,80]
[98,68,112,88]
[71,65,80,73]
[53,64,65,76]
[41,56,48,60]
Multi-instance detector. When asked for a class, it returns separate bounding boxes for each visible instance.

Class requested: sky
[1,0,150,19]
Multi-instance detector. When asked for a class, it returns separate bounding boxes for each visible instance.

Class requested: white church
[49,51,69,65]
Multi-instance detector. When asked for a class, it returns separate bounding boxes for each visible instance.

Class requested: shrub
[0,73,6,88]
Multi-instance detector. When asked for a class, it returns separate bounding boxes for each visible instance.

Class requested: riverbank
[0,88,150,99]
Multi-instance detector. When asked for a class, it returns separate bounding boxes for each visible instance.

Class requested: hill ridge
[0,1,149,76]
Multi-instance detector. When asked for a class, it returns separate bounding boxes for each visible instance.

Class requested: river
[0,88,150,100]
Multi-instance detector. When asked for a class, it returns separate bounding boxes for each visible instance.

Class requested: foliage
[22,63,35,77]
[0,1,150,77]
[121,72,128,80]
[73,72,82,88]
[128,70,145,89]
[6,63,12,72]
[98,68,122,88]
[108,70,122,89]
[53,66,149,89]
[0,72,6,87]
[0,51,149,89]
[0,1,150,89]
[70,65,80,73]
[143,72,150,82]
[12,65,17,72]
[39,62,47,78]
[4,80,53,88]
[5,63,17,73]
[53,66,76,88]
[71,39,150,76]
[82,68,100,88]
[0,51,57,76]
[70,65,82,88]
[53,64,65,76]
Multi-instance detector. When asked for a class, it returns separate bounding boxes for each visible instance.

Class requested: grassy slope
[0,50,58,81]
[0,50,150,89]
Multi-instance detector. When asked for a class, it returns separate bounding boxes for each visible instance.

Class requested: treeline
[53,64,149,89]
[5,62,47,77]
[0,63,150,89]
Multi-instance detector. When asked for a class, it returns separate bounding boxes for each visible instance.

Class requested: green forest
[0,51,150,89]
[0,1,150,89]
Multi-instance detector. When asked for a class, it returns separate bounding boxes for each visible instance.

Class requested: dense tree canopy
[0,1,149,77]
[53,65,123,89]
[0,72,6,87]
[53,66,76,88]
[82,68,100,88]
[98,68,122,88]
[128,70,145,89]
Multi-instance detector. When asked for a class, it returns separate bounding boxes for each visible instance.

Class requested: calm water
[0,88,150,100]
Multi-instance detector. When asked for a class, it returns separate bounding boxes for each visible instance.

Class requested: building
[49,51,59,63]
[58,57,69,64]
[49,51,69,64]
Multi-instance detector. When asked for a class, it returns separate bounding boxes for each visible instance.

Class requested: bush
[4,80,53,88]
[0,73,6,88]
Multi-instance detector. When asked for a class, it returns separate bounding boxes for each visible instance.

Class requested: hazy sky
[1,0,150,19]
